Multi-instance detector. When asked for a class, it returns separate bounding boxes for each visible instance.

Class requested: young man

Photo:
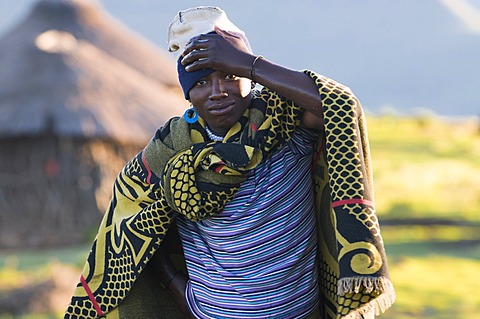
[65,6,395,319]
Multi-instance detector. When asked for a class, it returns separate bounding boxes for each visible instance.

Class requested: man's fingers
[182,49,207,66]
[183,38,209,56]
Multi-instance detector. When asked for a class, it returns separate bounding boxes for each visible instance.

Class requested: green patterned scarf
[64,70,395,319]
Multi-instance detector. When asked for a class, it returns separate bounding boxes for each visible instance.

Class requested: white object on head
[167,6,250,53]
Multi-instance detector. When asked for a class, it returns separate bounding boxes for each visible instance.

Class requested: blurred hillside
[1,0,479,116]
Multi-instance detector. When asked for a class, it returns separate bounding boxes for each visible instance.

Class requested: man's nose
[209,79,228,99]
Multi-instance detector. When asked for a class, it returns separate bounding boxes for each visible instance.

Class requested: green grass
[384,254,480,319]
[382,225,480,246]
[0,246,88,294]
[381,223,480,318]
[0,316,57,319]
[358,115,480,318]
[0,245,89,271]
[368,115,480,222]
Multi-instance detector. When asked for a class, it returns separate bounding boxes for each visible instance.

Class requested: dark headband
[177,57,215,99]
[177,31,218,99]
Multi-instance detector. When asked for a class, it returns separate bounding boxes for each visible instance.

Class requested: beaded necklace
[205,126,225,141]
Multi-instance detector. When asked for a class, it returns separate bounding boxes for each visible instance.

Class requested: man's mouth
[208,102,235,115]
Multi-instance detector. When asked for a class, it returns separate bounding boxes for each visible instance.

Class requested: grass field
[1,115,480,318]
[369,114,480,318]
[368,115,480,223]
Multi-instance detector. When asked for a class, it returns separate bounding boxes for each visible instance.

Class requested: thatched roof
[0,0,188,144]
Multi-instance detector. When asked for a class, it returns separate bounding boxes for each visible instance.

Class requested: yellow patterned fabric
[64,70,394,319]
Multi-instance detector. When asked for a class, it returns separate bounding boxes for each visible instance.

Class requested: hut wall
[0,135,142,248]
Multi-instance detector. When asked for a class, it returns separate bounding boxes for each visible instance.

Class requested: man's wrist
[166,269,183,289]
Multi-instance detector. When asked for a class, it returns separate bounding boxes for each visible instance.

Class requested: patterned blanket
[64,70,395,319]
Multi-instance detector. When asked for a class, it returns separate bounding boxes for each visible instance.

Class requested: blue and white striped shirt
[176,126,319,319]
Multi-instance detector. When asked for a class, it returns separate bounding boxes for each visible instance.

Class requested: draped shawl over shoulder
[65,71,395,319]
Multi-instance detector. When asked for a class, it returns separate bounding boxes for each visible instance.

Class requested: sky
[1,0,479,117]
[441,0,480,33]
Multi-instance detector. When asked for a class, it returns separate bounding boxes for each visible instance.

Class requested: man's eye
[225,74,237,80]
[195,79,207,86]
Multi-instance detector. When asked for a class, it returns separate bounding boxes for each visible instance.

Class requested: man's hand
[151,246,192,317]
[180,27,254,78]
[167,271,192,318]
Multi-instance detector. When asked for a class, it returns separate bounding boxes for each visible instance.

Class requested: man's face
[189,71,252,135]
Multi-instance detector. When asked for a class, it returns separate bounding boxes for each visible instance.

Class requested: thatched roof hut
[0,0,188,248]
